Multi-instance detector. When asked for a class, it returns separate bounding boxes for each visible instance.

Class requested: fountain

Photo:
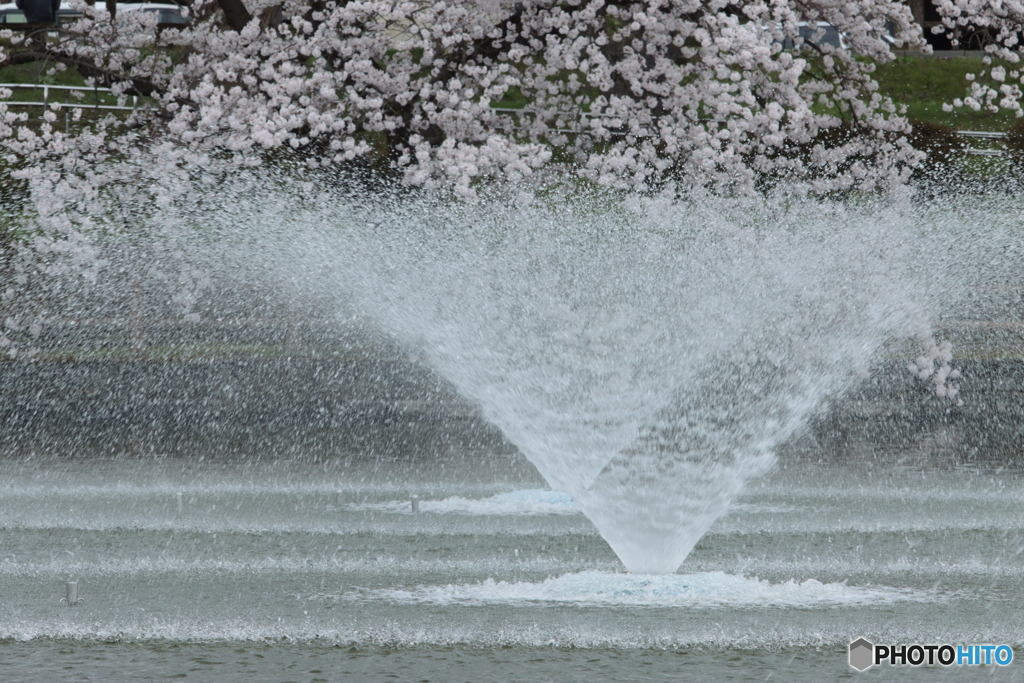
[268,185,1003,573]
[1,178,1022,680]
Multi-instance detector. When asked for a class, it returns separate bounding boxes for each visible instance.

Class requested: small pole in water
[410,494,420,513]
[176,492,184,514]
[61,580,83,606]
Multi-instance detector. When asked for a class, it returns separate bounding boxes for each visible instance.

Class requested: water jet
[61,581,83,606]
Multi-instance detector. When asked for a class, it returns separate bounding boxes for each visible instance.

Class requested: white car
[779,21,851,51]
[118,2,187,25]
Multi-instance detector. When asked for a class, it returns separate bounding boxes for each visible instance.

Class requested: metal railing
[490,105,625,135]
[0,83,138,111]
[0,90,1013,156]
[958,129,1007,156]
[493,108,1015,156]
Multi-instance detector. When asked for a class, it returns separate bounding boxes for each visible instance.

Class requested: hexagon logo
[849,638,874,671]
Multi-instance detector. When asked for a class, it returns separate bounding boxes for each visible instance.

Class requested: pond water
[2,457,1020,681]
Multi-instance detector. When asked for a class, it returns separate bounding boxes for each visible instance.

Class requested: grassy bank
[0,54,1018,131]
[874,56,1018,131]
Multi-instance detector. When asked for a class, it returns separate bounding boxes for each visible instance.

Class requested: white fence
[958,129,1006,156]
[0,83,138,111]
[493,106,1010,156]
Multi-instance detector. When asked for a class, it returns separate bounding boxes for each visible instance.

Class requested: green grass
[0,60,89,87]
[0,61,144,111]
[1,52,1014,130]
[874,56,1019,131]
[488,56,1020,133]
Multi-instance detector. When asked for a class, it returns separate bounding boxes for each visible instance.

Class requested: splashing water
[34,176,1010,574]
[346,489,578,515]
[278,188,972,574]
[370,570,936,608]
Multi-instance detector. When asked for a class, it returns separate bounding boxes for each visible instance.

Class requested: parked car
[0,1,186,26]
[119,2,187,25]
[779,21,851,51]
[0,2,83,24]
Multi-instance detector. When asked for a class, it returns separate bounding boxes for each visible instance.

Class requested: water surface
[1,457,1020,680]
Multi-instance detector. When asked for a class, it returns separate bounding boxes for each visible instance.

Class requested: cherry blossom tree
[932,0,1024,118]
[0,0,928,199]
[0,1,978,395]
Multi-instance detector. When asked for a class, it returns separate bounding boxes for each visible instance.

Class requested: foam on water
[346,491,801,516]
[0,517,595,536]
[0,555,607,578]
[371,570,934,608]
[0,480,515,499]
[728,503,803,514]
[5,553,1020,582]
[0,620,918,649]
[347,489,578,515]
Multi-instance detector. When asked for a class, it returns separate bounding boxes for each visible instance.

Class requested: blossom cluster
[0,0,929,197]
[933,0,1024,118]
[908,337,962,403]
[0,0,964,373]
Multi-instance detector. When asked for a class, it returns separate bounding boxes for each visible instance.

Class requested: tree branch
[217,0,252,32]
